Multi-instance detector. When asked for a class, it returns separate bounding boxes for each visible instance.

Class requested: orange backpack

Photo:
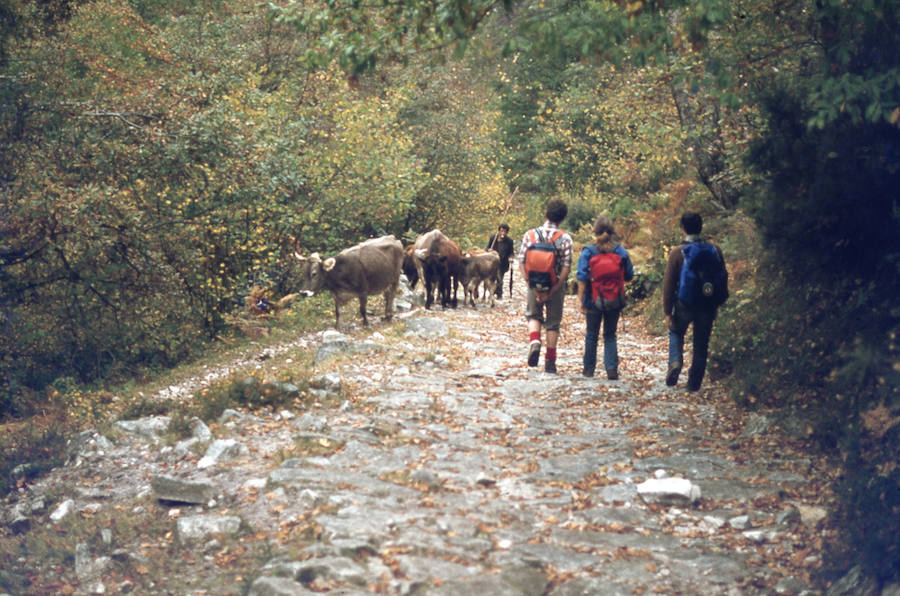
[524,228,563,292]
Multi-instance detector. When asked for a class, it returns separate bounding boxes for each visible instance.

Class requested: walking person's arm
[662,247,683,329]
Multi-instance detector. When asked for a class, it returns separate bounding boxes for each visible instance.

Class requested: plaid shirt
[517,220,574,270]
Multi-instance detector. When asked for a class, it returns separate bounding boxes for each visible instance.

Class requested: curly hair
[544,199,568,224]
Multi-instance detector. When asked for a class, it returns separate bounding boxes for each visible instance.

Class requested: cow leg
[414,261,426,296]
[424,278,434,309]
[439,274,450,309]
[383,281,397,321]
[484,277,496,307]
[358,295,369,326]
[450,275,459,309]
[333,295,347,329]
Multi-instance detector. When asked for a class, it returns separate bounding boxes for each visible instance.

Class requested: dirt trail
[2,286,833,595]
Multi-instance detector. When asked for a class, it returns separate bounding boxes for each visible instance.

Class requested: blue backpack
[677,241,728,308]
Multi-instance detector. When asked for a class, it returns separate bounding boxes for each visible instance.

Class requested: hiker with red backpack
[662,212,729,391]
[518,199,573,374]
[576,216,635,380]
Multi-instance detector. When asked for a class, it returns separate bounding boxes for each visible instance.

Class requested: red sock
[545,347,557,362]
[529,331,541,343]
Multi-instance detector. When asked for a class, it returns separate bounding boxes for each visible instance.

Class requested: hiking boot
[665,361,682,386]
[527,340,541,367]
[544,360,557,374]
[687,383,701,392]
[606,368,618,381]
[582,369,594,378]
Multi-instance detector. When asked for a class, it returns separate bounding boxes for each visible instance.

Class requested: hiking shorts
[525,287,565,331]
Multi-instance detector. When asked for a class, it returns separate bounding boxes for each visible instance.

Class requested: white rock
[197,439,248,469]
[50,499,75,523]
[175,514,242,545]
[637,477,701,505]
[243,478,267,490]
[743,528,780,543]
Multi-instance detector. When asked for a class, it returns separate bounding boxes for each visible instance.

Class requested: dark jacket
[486,234,515,270]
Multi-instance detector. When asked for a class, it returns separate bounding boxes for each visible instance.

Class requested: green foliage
[272,0,505,74]
[395,61,503,237]
[0,0,431,408]
[490,0,687,203]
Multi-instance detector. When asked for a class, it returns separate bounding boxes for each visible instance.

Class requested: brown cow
[459,250,500,308]
[294,235,403,328]
[413,229,461,309]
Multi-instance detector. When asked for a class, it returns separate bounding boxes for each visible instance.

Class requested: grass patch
[0,418,68,497]
[0,297,335,498]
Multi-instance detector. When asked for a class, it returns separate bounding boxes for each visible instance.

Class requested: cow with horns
[294,235,404,328]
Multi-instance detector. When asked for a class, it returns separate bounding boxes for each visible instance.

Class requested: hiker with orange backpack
[518,199,573,374]
[576,216,635,380]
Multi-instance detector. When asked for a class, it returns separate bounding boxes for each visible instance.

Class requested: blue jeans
[584,308,620,375]
[668,301,716,389]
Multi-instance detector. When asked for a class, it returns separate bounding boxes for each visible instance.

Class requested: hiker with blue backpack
[576,216,635,380]
[663,212,729,391]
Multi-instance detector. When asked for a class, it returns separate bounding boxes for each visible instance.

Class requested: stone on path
[151,474,215,504]
[636,477,702,506]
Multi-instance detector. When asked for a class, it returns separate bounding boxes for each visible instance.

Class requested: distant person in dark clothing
[486,223,515,298]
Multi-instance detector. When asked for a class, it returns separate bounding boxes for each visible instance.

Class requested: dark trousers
[584,308,620,375]
[496,263,511,297]
[668,301,716,389]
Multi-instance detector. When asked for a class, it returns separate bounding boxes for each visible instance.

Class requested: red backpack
[589,249,625,311]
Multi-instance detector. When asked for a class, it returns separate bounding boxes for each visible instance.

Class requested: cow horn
[294,251,306,261]
[310,253,322,263]
[323,257,336,271]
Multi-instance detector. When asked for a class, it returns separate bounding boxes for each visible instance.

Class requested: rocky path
[2,287,835,595]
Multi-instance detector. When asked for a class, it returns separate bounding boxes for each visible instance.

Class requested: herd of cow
[293,231,501,328]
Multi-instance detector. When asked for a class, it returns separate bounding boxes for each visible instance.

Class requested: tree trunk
[670,82,740,210]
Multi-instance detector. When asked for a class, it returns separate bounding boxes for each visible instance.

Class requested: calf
[294,235,403,328]
[459,250,500,308]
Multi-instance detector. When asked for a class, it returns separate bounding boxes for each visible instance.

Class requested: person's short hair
[545,199,568,224]
[498,223,510,232]
[593,216,614,237]
[681,212,703,235]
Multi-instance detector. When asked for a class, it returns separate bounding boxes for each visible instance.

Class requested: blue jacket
[576,243,634,310]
